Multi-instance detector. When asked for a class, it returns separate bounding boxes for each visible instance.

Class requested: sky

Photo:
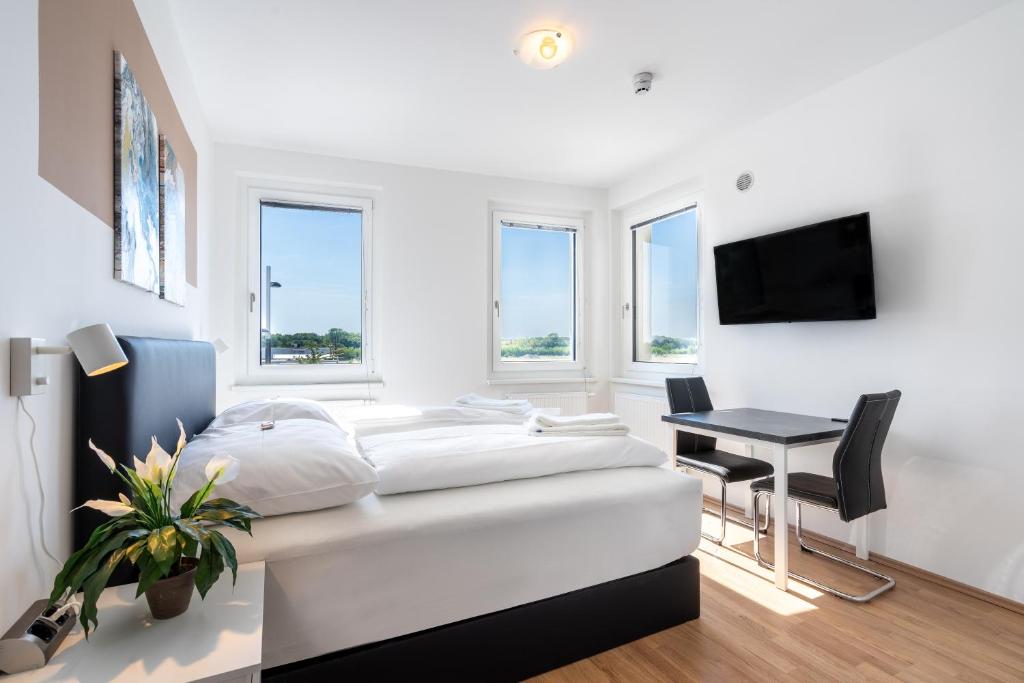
[259,204,698,342]
[643,209,699,340]
[501,226,574,339]
[500,210,699,342]
[260,204,362,335]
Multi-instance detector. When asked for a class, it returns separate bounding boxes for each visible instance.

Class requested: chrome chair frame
[681,465,770,545]
[751,490,895,602]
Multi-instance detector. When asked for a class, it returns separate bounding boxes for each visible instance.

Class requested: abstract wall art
[113,51,160,294]
[159,135,187,305]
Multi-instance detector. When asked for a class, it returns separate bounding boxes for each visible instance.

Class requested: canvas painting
[159,135,187,305]
[113,51,160,294]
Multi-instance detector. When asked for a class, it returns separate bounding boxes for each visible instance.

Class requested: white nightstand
[9,561,264,683]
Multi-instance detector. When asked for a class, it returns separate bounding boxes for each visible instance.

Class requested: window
[492,211,583,373]
[246,187,375,382]
[629,205,700,366]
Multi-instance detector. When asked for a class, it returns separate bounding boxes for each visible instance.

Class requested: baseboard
[703,494,1024,616]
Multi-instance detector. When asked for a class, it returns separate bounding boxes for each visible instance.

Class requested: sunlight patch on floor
[695,513,824,614]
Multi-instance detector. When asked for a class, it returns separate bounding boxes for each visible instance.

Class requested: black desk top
[661,408,847,445]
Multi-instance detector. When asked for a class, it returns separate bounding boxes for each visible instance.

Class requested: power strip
[0,599,77,674]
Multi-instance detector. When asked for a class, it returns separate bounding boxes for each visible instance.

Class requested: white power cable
[17,397,61,568]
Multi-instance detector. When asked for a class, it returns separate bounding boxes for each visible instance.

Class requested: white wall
[609,1,1024,601]
[211,144,610,411]
[0,0,213,630]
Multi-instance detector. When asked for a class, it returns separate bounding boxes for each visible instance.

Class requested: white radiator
[613,392,674,453]
[506,392,590,416]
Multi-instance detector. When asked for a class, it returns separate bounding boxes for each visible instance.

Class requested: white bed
[224,465,702,668]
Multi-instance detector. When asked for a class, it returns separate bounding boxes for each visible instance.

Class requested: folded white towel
[531,412,621,428]
[454,393,534,415]
[526,414,630,437]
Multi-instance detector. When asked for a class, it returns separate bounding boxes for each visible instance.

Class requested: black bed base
[264,555,700,682]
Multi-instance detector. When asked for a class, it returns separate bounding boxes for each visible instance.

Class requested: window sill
[232,380,383,389]
[486,376,597,386]
[610,377,666,389]
[229,380,383,401]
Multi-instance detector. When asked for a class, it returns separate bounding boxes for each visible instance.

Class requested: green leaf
[173,519,206,558]
[208,530,238,586]
[178,481,215,519]
[55,529,147,604]
[49,519,126,602]
[173,528,198,559]
[194,542,225,599]
[193,506,260,522]
[191,508,239,522]
[125,538,148,564]
[135,553,164,598]
[198,498,243,510]
[122,468,157,509]
[174,518,208,543]
[192,512,252,535]
[79,548,127,637]
[199,498,262,519]
[146,526,180,575]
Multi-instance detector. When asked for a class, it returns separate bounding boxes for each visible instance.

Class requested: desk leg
[855,518,869,560]
[773,444,789,590]
[743,443,754,519]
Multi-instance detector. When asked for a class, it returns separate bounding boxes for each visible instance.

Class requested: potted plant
[50,420,261,635]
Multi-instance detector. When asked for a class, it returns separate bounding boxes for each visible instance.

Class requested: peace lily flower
[205,454,240,485]
[132,419,186,485]
[88,440,116,473]
[53,419,261,638]
[138,437,173,484]
[76,498,134,517]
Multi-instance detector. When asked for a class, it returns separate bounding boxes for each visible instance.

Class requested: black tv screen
[714,213,876,324]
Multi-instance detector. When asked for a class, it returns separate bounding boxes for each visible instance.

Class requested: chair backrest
[832,390,901,522]
[665,377,718,454]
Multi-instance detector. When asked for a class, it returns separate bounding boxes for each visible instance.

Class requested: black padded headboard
[73,336,215,552]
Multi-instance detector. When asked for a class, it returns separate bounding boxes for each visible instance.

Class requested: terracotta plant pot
[144,557,198,620]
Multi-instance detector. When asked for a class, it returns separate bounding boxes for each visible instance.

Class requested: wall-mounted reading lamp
[10,323,128,396]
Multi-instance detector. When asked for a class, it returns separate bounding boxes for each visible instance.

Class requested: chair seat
[750,473,840,509]
[676,449,774,483]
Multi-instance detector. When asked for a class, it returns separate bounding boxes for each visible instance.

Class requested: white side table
[10,561,264,683]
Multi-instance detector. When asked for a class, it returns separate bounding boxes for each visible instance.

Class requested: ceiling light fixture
[514,29,573,69]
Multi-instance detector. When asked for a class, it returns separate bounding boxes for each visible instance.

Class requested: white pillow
[209,398,338,430]
[171,419,378,517]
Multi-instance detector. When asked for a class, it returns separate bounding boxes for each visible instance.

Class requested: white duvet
[337,405,533,438]
[359,423,667,495]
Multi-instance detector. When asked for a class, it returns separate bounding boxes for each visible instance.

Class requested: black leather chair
[751,390,901,602]
[666,377,774,544]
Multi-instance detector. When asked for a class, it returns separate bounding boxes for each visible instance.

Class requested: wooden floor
[533,513,1024,682]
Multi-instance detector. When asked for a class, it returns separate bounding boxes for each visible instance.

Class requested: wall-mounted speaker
[736,172,754,192]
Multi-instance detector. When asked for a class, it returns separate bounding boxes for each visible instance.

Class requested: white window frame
[491,210,585,375]
[243,185,377,384]
[621,197,703,376]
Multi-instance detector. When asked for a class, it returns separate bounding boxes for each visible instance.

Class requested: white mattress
[225,466,702,668]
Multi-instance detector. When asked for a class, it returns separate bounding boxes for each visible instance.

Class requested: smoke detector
[633,72,654,95]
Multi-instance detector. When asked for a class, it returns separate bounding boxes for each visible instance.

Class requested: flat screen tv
[713,212,876,324]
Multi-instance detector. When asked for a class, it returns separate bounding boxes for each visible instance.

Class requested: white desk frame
[669,425,865,590]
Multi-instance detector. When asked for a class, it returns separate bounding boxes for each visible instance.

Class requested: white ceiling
[167,0,1007,188]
